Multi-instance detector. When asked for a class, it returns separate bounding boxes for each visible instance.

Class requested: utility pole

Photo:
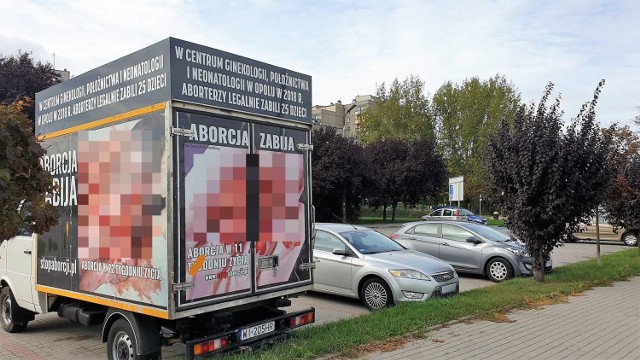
[342,103,357,223]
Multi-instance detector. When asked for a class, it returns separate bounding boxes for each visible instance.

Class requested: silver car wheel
[363,281,389,310]
[622,233,638,246]
[489,261,508,281]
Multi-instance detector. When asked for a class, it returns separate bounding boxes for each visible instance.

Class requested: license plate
[238,321,275,341]
[441,283,457,294]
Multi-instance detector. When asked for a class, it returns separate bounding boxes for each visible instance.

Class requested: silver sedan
[313,223,459,310]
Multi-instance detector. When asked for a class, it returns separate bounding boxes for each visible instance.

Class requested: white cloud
[1,0,638,127]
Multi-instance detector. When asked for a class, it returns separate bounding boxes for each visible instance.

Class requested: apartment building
[311,95,374,138]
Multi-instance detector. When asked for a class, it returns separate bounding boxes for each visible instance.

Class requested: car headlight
[388,269,431,281]
[506,247,528,257]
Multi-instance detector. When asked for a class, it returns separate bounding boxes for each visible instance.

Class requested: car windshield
[462,223,511,242]
[339,230,405,254]
[458,209,474,216]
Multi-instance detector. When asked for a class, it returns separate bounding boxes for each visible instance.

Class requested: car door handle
[24,250,32,254]
[440,242,451,246]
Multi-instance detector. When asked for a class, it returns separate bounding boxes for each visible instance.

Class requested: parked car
[421,207,487,224]
[390,220,552,282]
[572,214,638,246]
[313,223,459,310]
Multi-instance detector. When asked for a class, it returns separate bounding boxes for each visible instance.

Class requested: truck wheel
[360,278,393,310]
[0,287,28,333]
[107,318,160,360]
[486,258,514,282]
[622,232,638,246]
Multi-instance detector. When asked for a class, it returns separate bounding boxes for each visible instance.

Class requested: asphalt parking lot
[0,225,632,360]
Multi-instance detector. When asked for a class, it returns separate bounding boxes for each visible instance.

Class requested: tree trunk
[532,251,545,282]
[342,185,347,223]
[382,204,387,221]
[391,202,397,222]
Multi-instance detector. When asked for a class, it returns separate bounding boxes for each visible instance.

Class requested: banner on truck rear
[37,111,169,308]
[176,111,311,307]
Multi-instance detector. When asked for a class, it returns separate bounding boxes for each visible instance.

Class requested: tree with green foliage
[488,81,611,282]
[312,126,365,222]
[0,99,59,241]
[363,140,408,221]
[357,75,434,145]
[601,124,640,248]
[433,75,521,209]
[363,139,446,221]
[403,138,448,207]
[0,52,60,126]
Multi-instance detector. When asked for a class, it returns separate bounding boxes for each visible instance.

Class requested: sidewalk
[361,276,640,360]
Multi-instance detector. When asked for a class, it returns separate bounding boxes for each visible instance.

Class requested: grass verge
[486,218,505,227]
[220,249,640,359]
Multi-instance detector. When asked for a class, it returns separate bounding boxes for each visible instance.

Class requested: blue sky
[1,0,638,127]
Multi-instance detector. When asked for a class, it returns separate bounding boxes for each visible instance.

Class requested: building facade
[311,95,374,138]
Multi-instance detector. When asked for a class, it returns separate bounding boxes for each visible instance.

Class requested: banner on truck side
[37,111,169,308]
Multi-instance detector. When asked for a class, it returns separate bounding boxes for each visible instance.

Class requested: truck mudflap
[186,307,315,359]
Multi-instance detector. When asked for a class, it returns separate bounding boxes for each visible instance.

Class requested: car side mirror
[466,237,482,245]
[332,248,350,256]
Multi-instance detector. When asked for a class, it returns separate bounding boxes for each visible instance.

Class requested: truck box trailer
[0,37,316,359]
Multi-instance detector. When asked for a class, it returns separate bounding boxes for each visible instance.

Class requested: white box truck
[0,38,315,359]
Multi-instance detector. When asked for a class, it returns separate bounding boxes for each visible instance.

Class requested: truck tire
[107,318,160,360]
[0,287,28,333]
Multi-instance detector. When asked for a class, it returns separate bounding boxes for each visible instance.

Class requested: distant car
[572,214,638,246]
[390,220,552,282]
[421,207,487,224]
[313,223,459,310]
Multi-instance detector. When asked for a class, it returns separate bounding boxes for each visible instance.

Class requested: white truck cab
[1,233,39,332]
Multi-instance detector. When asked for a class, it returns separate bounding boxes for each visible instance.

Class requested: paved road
[0,225,632,359]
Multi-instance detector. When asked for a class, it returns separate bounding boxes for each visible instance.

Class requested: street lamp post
[342,103,357,223]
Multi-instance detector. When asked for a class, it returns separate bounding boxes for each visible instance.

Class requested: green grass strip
[218,249,640,359]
